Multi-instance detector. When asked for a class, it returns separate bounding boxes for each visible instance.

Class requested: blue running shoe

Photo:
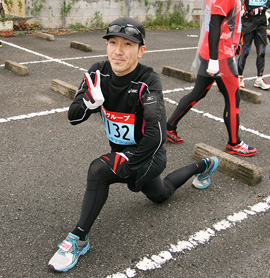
[48,233,90,272]
[192,157,219,189]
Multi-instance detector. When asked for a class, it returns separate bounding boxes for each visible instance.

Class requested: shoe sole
[225,148,257,157]
[193,157,219,189]
[254,84,270,90]
[49,243,90,272]
[166,135,183,144]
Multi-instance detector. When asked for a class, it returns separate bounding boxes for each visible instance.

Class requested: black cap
[103,17,145,45]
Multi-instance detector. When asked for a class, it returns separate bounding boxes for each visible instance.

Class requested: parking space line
[1,92,270,141]
[1,40,54,60]
[0,40,196,69]
[105,195,270,278]
[163,97,270,140]
[1,40,269,84]
[0,54,108,68]
[1,40,269,140]
[0,40,88,71]
[0,107,69,123]
[1,38,269,277]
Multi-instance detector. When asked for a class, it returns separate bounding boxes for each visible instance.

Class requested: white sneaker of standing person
[254,77,270,90]
[239,75,244,88]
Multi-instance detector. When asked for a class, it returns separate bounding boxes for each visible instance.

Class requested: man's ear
[138,45,146,58]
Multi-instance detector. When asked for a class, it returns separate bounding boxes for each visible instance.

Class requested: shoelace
[262,78,268,85]
[58,238,80,256]
[200,163,211,179]
[239,141,249,149]
[257,78,268,85]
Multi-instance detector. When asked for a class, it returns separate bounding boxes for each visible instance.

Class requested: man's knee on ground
[145,180,175,204]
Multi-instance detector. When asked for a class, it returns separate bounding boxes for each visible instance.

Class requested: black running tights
[72,158,207,239]
[167,62,241,145]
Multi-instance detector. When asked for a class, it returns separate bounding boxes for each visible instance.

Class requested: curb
[50,79,77,100]
[239,87,262,104]
[70,41,92,52]
[37,33,55,41]
[5,60,29,76]
[162,66,196,82]
[193,142,262,186]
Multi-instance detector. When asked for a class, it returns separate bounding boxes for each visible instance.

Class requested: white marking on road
[244,74,270,80]
[163,97,270,140]
[106,196,270,278]
[1,39,270,278]
[212,220,232,231]
[1,93,270,141]
[0,107,69,123]
[227,211,248,223]
[146,47,198,53]
[0,40,88,71]
[1,40,269,140]
[0,40,197,69]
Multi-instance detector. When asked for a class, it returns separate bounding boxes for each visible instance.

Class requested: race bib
[101,106,136,145]
[249,0,268,6]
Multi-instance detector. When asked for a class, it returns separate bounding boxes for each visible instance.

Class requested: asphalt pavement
[0,29,270,278]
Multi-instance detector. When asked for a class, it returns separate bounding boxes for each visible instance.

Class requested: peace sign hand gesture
[83,70,104,110]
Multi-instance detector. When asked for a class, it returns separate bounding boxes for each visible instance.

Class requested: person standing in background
[238,0,270,89]
[166,0,257,157]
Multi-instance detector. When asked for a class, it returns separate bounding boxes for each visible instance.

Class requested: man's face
[106,36,146,76]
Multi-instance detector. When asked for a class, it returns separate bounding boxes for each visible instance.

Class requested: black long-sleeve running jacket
[68,60,167,173]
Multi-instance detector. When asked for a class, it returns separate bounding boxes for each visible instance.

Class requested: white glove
[82,70,104,110]
[206,59,219,76]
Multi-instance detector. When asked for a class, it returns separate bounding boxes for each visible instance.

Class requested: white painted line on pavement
[1,41,269,139]
[244,74,270,80]
[146,47,198,53]
[106,195,270,278]
[0,41,197,69]
[0,40,88,71]
[1,40,55,60]
[164,97,270,140]
[0,107,69,123]
[1,91,270,140]
[0,54,108,68]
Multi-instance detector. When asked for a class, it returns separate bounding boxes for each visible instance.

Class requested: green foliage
[25,0,46,17]
[3,0,14,13]
[1,0,14,22]
[90,11,105,29]
[143,2,198,30]
[69,22,85,30]
[33,0,46,16]
[0,9,5,22]
[61,0,79,19]
[18,0,23,11]
[4,0,199,31]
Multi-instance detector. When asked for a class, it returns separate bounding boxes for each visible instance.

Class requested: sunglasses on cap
[106,24,145,45]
